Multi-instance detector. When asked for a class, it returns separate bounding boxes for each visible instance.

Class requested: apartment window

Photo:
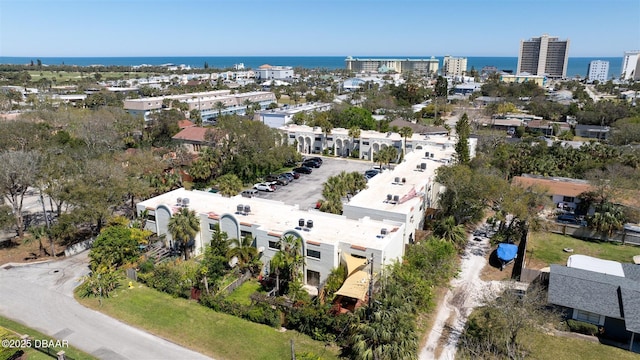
[307,249,321,259]
[563,196,575,203]
[314,137,322,141]
[268,241,279,250]
[307,270,320,287]
[146,214,156,222]
[209,223,217,231]
[575,310,602,325]
[362,141,370,145]
[289,135,295,138]
[240,230,253,239]
[327,137,333,141]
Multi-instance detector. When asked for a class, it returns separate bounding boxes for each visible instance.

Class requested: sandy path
[419,223,502,360]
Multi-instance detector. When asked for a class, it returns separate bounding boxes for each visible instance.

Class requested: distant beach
[0,56,624,79]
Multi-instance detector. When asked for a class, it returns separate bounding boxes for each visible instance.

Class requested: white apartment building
[443,56,468,76]
[517,34,570,79]
[279,124,476,162]
[621,51,640,81]
[258,103,333,128]
[137,188,405,288]
[345,57,439,75]
[587,60,609,83]
[123,90,276,122]
[255,65,295,80]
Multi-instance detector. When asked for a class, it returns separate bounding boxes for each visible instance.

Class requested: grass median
[75,281,340,360]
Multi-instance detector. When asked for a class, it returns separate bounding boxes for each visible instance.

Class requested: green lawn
[224,279,264,306]
[0,316,97,360]
[75,282,340,360]
[522,329,640,360]
[28,70,152,82]
[527,232,640,267]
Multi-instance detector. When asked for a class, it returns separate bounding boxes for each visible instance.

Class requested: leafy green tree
[168,207,200,260]
[434,76,448,98]
[0,150,41,237]
[89,225,140,270]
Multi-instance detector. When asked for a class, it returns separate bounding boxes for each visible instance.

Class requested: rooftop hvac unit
[420,163,427,170]
[381,228,388,235]
[425,151,430,157]
[237,204,244,213]
[176,197,182,206]
[243,205,251,214]
[306,219,314,229]
[394,177,400,183]
[386,194,393,202]
[393,195,400,203]
[402,177,406,184]
[430,153,434,158]
[298,218,305,227]
[182,198,190,207]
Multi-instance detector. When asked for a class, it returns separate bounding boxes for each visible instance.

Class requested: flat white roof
[567,254,626,277]
[346,149,454,214]
[139,188,403,250]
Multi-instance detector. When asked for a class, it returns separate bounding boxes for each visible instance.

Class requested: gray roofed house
[548,263,640,346]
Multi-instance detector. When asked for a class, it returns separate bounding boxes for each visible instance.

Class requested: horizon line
[0,54,624,59]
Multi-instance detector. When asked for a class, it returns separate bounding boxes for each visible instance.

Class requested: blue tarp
[497,243,518,262]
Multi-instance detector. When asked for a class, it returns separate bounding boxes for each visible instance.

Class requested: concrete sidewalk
[0,252,211,360]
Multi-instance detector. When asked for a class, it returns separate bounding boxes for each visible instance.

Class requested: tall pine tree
[455,113,471,164]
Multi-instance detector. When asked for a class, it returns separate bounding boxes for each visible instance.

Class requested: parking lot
[253,156,373,209]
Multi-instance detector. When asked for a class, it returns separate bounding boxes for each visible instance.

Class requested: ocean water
[0,56,623,79]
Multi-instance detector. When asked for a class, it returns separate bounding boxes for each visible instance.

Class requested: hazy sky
[1,0,638,57]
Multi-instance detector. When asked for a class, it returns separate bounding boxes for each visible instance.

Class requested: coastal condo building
[587,60,609,83]
[442,56,468,76]
[517,34,570,79]
[621,50,640,81]
[345,56,439,75]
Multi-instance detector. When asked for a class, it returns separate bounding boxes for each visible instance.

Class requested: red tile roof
[178,119,195,129]
[172,127,208,143]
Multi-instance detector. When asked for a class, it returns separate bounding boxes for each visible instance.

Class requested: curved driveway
[0,252,211,360]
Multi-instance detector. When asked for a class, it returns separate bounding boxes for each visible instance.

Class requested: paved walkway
[0,252,211,360]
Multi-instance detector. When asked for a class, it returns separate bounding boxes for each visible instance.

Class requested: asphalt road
[0,252,211,360]
[255,156,374,209]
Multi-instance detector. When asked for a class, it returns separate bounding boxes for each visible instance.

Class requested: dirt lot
[0,236,59,265]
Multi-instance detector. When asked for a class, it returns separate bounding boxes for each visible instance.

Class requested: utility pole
[367,252,374,318]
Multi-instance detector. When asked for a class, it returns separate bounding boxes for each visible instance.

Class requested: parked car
[254,183,276,192]
[293,166,313,174]
[557,214,586,226]
[280,173,294,182]
[266,174,289,186]
[364,169,380,179]
[305,156,323,165]
[241,189,258,198]
[302,159,321,168]
[286,171,300,180]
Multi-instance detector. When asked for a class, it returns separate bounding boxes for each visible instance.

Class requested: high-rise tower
[517,34,570,79]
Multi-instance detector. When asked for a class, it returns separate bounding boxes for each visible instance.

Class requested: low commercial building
[255,64,295,80]
[500,73,547,87]
[124,90,276,122]
[137,188,405,289]
[258,103,333,128]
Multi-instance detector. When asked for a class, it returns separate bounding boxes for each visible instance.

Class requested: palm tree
[348,126,361,158]
[168,207,200,260]
[271,234,304,294]
[228,234,259,272]
[434,216,467,250]
[214,101,225,118]
[243,99,253,118]
[215,173,243,197]
[398,126,413,157]
[589,201,625,241]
